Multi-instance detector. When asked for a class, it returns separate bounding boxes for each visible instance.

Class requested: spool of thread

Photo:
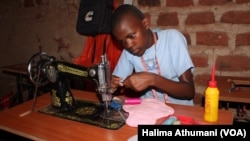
[125,98,141,104]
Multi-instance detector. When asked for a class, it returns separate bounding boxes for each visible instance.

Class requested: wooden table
[0,89,233,141]
[1,64,30,107]
[1,64,52,108]
[217,76,250,104]
[1,63,28,75]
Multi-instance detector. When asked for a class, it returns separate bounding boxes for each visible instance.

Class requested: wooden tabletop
[1,63,28,75]
[217,76,250,104]
[0,89,233,141]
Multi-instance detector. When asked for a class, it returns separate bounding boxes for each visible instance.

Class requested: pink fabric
[123,98,174,127]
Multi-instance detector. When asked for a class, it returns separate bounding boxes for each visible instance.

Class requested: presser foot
[99,109,128,122]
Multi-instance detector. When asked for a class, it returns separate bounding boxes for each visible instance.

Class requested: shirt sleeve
[168,29,194,76]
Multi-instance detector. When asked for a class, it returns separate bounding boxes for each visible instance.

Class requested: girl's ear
[142,17,150,29]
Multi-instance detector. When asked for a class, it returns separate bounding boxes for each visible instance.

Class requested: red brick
[236,32,250,46]
[138,0,161,7]
[182,32,191,45]
[185,12,215,25]
[191,55,209,67]
[199,0,232,6]
[196,32,228,46]
[166,0,193,7]
[216,55,250,71]
[156,12,179,26]
[195,74,211,87]
[236,0,250,4]
[221,11,250,24]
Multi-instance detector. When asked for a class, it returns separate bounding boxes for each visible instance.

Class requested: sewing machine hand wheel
[27,52,51,87]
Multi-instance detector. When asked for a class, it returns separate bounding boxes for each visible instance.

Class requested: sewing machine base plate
[38,99,125,130]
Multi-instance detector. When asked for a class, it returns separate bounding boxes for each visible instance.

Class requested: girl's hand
[123,72,154,91]
[110,75,123,93]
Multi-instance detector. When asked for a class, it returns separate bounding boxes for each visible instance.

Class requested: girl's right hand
[110,75,123,93]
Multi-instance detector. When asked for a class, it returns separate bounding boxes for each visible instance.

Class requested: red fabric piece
[73,34,122,73]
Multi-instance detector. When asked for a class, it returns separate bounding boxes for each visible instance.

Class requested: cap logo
[85,11,93,21]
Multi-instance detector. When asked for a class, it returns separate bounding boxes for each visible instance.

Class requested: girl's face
[113,15,152,57]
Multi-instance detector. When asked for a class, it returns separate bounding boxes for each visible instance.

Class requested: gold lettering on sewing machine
[57,64,88,77]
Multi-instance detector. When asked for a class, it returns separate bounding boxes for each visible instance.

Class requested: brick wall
[132,0,250,102]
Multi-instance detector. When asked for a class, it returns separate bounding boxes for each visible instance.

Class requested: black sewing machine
[24,52,127,130]
[27,52,116,116]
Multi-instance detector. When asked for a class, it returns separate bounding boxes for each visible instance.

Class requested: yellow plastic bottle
[204,65,219,122]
